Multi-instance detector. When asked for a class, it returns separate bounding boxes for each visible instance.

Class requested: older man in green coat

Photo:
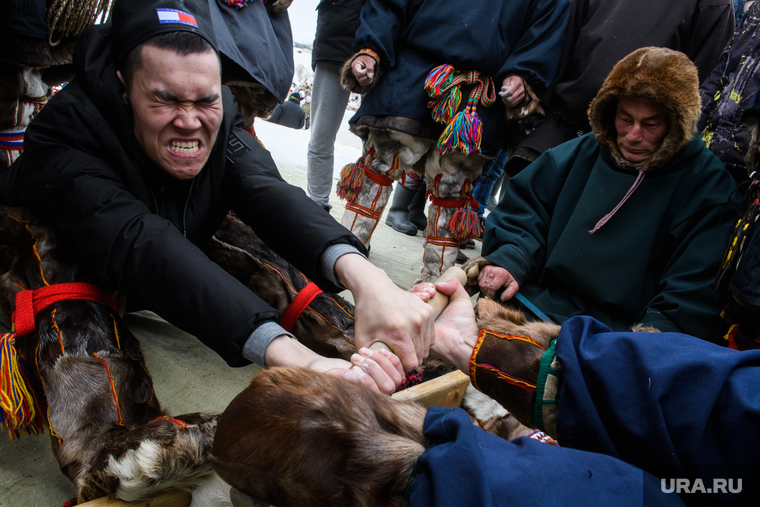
[471,47,737,341]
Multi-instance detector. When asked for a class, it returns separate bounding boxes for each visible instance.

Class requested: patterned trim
[470,330,537,391]
[346,201,382,220]
[0,130,24,150]
[424,235,460,248]
[93,353,123,426]
[534,339,561,437]
[475,363,536,391]
[357,48,380,64]
[528,429,559,446]
[479,328,542,348]
[468,328,488,391]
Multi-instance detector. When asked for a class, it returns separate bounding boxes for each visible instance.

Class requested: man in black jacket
[0,0,434,392]
[266,92,306,129]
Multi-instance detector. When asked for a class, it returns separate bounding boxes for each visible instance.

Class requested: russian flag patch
[0,130,25,150]
[156,8,198,27]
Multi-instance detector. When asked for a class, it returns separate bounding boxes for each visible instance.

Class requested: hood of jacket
[588,47,701,172]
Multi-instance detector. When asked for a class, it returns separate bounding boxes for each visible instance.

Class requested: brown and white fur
[208,295,561,507]
[208,212,358,360]
[208,212,457,382]
[0,206,218,503]
[339,128,431,247]
[338,128,486,283]
[210,366,428,507]
[419,148,485,283]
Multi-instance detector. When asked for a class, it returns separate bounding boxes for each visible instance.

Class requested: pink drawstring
[589,170,645,234]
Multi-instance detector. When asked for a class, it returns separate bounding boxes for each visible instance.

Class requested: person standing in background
[501,0,735,178]
[302,94,311,129]
[306,0,366,212]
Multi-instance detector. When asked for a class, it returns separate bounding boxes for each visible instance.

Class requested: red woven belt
[364,166,403,187]
[13,282,117,337]
[280,282,322,333]
[429,195,479,210]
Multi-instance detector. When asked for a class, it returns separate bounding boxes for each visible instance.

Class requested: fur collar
[587,47,701,171]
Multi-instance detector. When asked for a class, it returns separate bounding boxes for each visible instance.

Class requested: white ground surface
[0,110,481,506]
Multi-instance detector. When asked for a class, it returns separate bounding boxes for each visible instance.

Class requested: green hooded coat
[483,48,737,340]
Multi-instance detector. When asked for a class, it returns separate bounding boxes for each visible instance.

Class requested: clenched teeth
[171,141,199,154]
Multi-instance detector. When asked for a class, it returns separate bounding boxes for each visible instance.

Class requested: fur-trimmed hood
[588,47,701,171]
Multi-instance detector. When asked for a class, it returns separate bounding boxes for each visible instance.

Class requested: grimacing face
[614,96,669,164]
[118,45,224,180]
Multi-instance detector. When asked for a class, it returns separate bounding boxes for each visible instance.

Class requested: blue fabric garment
[733,0,747,23]
[555,316,760,504]
[409,406,682,507]
[472,149,508,216]
[410,316,760,505]
[351,0,570,153]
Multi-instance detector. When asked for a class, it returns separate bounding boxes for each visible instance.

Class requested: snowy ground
[255,109,362,185]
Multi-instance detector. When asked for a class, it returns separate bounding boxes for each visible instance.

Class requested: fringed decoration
[438,98,483,155]
[336,159,365,202]
[446,202,481,242]
[336,146,377,202]
[424,65,496,155]
[436,179,482,242]
[0,333,45,438]
[429,87,461,124]
[424,64,456,97]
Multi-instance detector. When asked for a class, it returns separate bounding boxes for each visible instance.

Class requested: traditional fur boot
[0,207,219,504]
[417,149,485,283]
[337,129,431,246]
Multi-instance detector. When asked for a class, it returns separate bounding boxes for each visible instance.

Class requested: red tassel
[336,158,365,203]
[446,203,481,242]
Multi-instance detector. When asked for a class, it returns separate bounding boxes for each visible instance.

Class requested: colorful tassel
[336,158,365,202]
[0,333,44,438]
[424,64,456,97]
[438,100,483,155]
[429,87,462,124]
[446,202,481,242]
[424,64,495,156]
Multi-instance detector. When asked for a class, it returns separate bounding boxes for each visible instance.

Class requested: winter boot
[385,184,418,235]
[408,181,428,231]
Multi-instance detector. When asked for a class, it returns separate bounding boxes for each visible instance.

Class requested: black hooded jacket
[0,23,365,366]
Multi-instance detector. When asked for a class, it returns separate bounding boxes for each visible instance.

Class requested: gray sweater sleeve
[241,244,365,365]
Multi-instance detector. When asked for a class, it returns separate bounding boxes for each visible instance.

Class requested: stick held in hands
[368,266,467,354]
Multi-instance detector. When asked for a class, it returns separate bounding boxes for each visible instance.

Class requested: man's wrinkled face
[614,97,669,164]
[120,45,223,180]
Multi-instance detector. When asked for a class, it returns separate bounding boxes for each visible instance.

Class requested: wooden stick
[368,265,467,354]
